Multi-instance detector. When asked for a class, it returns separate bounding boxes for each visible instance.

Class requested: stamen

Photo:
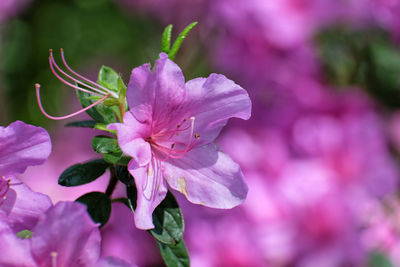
[36,83,110,120]
[49,50,107,96]
[48,52,104,97]
[60,48,118,98]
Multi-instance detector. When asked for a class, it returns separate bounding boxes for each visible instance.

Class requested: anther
[195,133,200,138]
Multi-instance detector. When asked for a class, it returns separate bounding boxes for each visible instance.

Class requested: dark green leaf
[65,120,96,128]
[76,191,111,227]
[115,165,135,186]
[58,159,109,187]
[16,230,33,239]
[76,87,117,124]
[169,22,198,60]
[104,151,131,166]
[126,184,137,211]
[368,251,393,267]
[157,239,190,267]
[161,24,173,54]
[92,135,121,154]
[98,65,120,93]
[150,192,184,245]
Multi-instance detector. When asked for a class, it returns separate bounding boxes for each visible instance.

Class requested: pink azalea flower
[0,121,52,232]
[0,201,133,266]
[109,53,251,229]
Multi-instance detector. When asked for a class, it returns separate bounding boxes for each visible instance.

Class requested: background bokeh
[2,0,400,266]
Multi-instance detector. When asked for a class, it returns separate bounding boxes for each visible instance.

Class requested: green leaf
[169,22,198,60]
[126,184,138,211]
[98,65,120,93]
[76,88,117,124]
[157,239,190,267]
[150,192,184,245]
[117,76,127,101]
[115,165,135,186]
[94,123,116,134]
[65,120,97,128]
[16,229,33,239]
[161,24,173,54]
[104,151,131,166]
[58,159,109,187]
[92,135,121,154]
[76,191,112,227]
[368,251,393,267]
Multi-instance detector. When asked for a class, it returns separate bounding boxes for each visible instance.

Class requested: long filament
[35,83,110,120]
[60,48,117,98]
[49,51,107,96]
[48,56,103,97]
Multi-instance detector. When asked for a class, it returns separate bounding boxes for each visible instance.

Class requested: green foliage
[157,239,190,267]
[161,24,173,54]
[98,65,120,93]
[16,230,33,239]
[92,135,121,154]
[76,191,112,227]
[151,192,184,245]
[168,22,198,61]
[76,88,117,124]
[65,120,97,128]
[316,26,400,108]
[58,159,109,186]
[103,151,131,165]
[368,251,393,267]
[115,165,135,186]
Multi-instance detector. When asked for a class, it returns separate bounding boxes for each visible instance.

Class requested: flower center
[147,116,200,161]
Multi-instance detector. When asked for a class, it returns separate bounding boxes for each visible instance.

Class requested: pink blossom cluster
[109,0,400,266]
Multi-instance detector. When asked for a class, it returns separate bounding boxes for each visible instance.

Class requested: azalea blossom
[108,53,251,229]
[0,121,52,232]
[0,201,133,267]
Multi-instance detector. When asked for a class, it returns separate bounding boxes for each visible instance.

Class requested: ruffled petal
[128,158,168,230]
[1,177,52,232]
[31,201,101,266]
[0,217,36,266]
[172,74,251,146]
[126,63,155,124]
[0,121,51,176]
[163,144,248,208]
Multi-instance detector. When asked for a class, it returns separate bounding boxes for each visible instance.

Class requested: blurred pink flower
[0,201,133,266]
[109,53,251,229]
[0,121,52,232]
[0,0,33,22]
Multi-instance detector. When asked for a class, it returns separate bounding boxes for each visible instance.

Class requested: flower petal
[0,217,36,266]
[173,74,252,145]
[31,201,101,266]
[1,177,52,232]
[126,63,155,124]
[0,121,51,176]
[163,144,248,208]
[97,257,134,267]
[109,112,152,167]
[128,158,168,230]
[152,53,187,132]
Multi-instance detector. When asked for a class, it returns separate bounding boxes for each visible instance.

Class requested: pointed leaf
[58,159,109,187]
[65,120,97,128]
[161,24,173,54]
[92,135,121,154]
[115,165,135,186]
[169,22,198,60]
[76,191,112,227]
[157,239,190,267]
